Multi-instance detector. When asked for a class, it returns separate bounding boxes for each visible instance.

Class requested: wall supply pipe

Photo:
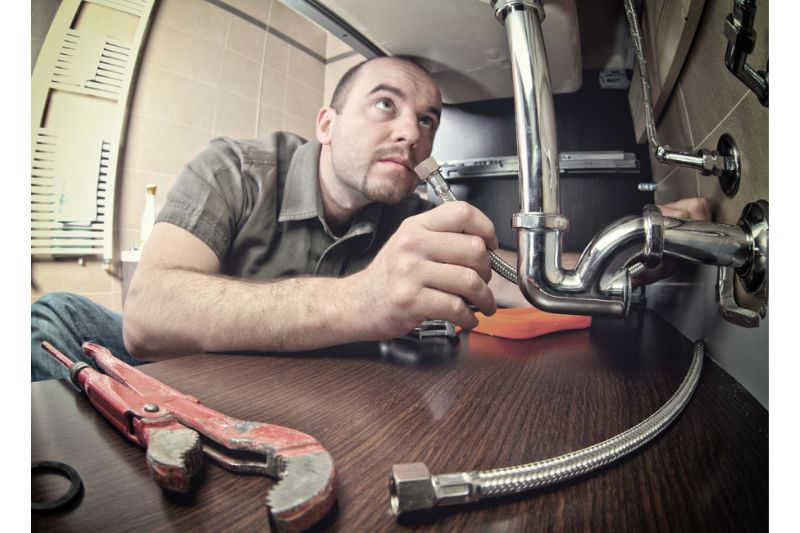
[723,0,768,107]
[623,0,742,194]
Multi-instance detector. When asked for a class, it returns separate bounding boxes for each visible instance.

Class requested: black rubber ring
[32,461,83,512]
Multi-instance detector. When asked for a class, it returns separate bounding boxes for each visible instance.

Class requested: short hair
[329,56,433,113]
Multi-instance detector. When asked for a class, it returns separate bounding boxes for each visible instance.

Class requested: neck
[318,145,369,235]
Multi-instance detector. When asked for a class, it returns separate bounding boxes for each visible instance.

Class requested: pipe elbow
[517,270,630,317]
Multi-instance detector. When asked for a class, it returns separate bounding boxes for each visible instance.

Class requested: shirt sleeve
[156,137,247,261]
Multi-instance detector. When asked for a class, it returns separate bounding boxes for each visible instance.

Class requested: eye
[419,116,435,129]
[375,98,395,113]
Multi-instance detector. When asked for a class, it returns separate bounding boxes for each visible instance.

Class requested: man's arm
[486,198,711,307]
[123,201,498,361]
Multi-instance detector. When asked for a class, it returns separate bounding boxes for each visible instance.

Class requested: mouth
[378,158,413,173]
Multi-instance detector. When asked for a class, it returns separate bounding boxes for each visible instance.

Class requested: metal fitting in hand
[415,157,456,202]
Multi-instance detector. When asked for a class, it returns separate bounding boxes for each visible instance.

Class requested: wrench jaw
[41,340,338,530]
[266,451,337,533]
[145,427,204,493]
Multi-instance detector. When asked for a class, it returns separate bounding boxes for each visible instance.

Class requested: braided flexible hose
[474,340,703,497]
[391,341,705,515]
[623,0,662,151]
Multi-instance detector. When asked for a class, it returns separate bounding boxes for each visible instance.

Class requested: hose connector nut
[414,157,441,183]
[415,157,457,202]
[390,463,436,516]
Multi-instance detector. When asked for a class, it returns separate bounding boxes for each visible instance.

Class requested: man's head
[316,57,442,208]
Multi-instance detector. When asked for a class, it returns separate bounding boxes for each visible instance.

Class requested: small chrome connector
[414,157,455,202]
[390,463,436,516]
[390,463,478,517]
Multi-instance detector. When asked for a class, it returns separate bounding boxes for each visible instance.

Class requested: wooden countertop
[31,310,767,531]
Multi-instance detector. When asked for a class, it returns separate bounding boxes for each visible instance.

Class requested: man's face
[324,59,442,205]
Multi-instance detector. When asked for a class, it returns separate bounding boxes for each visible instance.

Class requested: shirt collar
[277,139,384,248]
[279,139,321,222]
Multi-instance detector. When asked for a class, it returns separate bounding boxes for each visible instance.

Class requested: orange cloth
[470,307,592,339]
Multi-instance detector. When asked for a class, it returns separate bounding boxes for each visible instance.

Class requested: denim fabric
[31,292,150,381]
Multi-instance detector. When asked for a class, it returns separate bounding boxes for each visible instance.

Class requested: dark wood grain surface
[32,310,767,531]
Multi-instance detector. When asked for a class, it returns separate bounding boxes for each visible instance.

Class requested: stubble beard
[334,146,417,206]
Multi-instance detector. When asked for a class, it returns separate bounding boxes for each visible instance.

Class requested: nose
[391,111,421,148]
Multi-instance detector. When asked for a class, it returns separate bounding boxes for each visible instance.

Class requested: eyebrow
[368,83,442,122]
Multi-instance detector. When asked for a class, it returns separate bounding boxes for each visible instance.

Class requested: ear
[315,106,336,145]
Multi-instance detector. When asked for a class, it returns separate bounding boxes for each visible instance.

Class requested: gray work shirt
[157,132,433,279]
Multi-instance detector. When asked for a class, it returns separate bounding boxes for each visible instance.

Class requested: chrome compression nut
[697,148,722,176]
[390,463,478,517]
[390,463,436,515]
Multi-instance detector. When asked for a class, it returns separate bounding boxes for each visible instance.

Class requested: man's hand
[344,201,498,339]
[656,196,711,221]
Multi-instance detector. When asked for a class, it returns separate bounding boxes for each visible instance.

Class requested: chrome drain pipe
[418,157,755,317]
[479,0,763,320]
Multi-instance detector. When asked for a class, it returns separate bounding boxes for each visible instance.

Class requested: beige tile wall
[643,0,769,406]
[324,33,365,106]
[31,0,355,312]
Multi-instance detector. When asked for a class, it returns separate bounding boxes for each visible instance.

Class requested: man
[31,56,709,380]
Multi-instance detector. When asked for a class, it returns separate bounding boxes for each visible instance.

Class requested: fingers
[657,197,712,221]
[417,287,481,330]
[417,201,499,251]
[361,201,501,336]
[417,261,496,316]
[412,231,493,282]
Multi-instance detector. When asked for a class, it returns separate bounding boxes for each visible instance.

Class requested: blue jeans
[31,292,150,381]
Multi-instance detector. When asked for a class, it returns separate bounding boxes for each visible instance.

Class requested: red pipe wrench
[42,341,336,532]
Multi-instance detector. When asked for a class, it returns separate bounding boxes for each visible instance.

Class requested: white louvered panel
[31,0,156,261]
[50,31,129,100]
[89,0,148,17]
